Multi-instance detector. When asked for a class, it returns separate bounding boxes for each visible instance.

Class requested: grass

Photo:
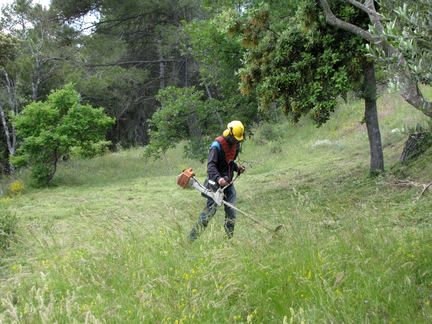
[0,92,432,322]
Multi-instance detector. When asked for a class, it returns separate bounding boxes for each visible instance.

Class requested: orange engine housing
[176,168,195,188]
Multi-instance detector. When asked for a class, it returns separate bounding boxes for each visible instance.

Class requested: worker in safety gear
[189,120,246,241]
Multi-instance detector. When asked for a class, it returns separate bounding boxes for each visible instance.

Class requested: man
[189,120,246,241]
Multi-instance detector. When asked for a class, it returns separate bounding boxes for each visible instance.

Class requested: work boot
[188,215,209,241]
[224,219,235,239]
[189,227,198,241]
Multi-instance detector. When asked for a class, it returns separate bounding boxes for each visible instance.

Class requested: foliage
[0,0,212,154]
[70,140,111,158]
[185,10,244,96]
[183,9,262,147]
[71,65,151,147]
[0,32,19,173]
[12,84,114,186]
[51,0,98,19]
[146,86,223,161]
[0,206,17,253]
[1,1,80,101]
[369,0,432,84]
[235,1,367,125]
[0,33,19,66]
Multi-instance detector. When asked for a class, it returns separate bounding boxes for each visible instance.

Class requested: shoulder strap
[215,136,237,162]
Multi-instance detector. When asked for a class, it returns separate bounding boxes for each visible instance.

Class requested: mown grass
[0,92,432,323]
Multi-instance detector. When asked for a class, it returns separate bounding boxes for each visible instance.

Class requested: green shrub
[70,140,112,158]
[260,124,280,141]
[12,84,115,186]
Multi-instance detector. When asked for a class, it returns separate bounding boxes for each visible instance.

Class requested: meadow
[1,91,432,323]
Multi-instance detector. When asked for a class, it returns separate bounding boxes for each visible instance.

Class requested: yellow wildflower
[9,180,24,195]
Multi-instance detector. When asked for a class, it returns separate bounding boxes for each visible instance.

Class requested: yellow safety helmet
[223,120,245,141]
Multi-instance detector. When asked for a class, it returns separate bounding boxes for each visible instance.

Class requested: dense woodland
[0,0,431,183]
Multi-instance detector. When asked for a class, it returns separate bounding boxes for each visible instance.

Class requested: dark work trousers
[189,185,237,241]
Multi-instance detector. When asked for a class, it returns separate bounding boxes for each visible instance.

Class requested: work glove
[238,165,246,175]
[218,177,229,187]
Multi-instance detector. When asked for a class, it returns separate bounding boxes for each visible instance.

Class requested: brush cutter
[177,168,283,233]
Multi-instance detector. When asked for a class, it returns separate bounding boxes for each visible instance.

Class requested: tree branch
[84,59,181,68]
[319,0,375,43]
[345,0,382,18]
[319,0,432,117]
[363,0,385,35]
[417,182,432,200]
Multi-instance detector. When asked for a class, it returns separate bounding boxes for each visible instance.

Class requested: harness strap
[215,136,236,163]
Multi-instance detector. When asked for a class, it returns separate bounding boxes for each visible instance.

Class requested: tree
[235,1,384,173]
[375,0,432,85]
[319,0,432,118]
[52,0,208,147]
[0,0,81,176]
[0,32,19,173]
[1,0,79,101]
[185,9,260,127]
[12,84,114,186]
[146,86,224,162]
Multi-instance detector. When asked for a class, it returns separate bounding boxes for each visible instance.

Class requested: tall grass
[1,92,432,322]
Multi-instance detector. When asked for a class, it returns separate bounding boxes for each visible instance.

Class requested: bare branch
[41,57,66,64]
[363,0,385,35]
[417,182,432,200]
[320,0,432,117]
[318,0,375,43]
[0,101,15,156]
[345,0,382,18]
[84,59,181,68]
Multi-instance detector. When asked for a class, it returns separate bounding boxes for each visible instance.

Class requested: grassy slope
[1,92,432,323]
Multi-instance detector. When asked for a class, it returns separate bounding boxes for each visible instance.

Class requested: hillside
[1,92,432,322]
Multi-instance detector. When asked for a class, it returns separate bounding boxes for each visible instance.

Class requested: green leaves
[13,83,115,186]
[236,0,366,125]
[146,86,221,161]
[371,0,432,84]
[0,33,19,66]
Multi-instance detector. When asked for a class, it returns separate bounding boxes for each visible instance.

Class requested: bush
[12,84,115,186]
[0,207,17,252]
[260,124,280,141]
[70,140,111,158]
[254,123,282,144]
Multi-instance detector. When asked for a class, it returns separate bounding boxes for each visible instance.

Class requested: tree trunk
[204,83,224,127]
[184,57,188,87]
[186,103,204,157]
[363,61,384,174]
[158,40,165,90]
[3,70,17,151]
[0,102,15,173]
[31,52,42,101]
